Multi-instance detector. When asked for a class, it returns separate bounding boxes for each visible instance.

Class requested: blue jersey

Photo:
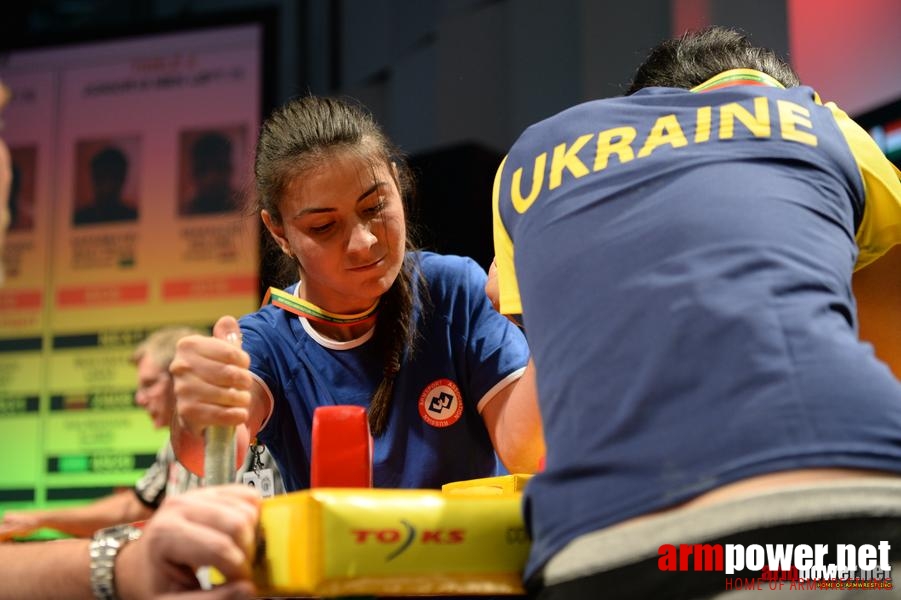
[492,70,901,578]
[240,251,529,492]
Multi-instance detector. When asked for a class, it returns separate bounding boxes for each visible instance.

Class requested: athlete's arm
[480,358,545,474]
[0,491,153,540]
[169,316,269,476]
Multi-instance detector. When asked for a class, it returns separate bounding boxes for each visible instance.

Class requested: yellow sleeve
[491,155,523,316]
[827,102,901,270]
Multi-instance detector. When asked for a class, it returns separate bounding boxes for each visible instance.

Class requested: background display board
[0,23,263,516]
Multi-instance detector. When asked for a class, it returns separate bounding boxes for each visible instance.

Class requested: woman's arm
[169,316,271,476]
[480,358,545,474]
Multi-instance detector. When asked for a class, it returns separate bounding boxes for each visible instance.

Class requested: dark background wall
[2,0,900,270]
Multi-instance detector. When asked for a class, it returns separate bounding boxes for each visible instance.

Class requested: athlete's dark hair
[626,26,800,94]
[254,94,426,436]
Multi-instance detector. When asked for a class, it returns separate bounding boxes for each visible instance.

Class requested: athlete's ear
[261,209,291,257]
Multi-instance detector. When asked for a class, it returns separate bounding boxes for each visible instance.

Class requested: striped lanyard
[691,68,785,93]
[262,286,379,326]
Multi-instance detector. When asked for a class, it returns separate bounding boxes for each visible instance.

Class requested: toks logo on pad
[352,521,465,560]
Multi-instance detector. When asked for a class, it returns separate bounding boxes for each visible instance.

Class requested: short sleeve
[454,256,530,411]
[133,444,171,509]
[492,155,524,316]
[827,102,901,269]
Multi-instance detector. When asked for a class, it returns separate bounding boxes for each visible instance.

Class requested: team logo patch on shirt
[418,379,463,428]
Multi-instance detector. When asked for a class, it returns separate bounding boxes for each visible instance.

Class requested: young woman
[170,95,543,491]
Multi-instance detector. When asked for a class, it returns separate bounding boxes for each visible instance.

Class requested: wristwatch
[89,523,143,600]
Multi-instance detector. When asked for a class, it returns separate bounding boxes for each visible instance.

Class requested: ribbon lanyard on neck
[691,68,786,93]
[262,286,379,326]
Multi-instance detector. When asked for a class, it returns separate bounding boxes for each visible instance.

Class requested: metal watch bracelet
[89,524,143,600]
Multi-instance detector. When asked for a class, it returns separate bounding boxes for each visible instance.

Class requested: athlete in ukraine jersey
[492,34,901,591]
[242,251,529,491]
